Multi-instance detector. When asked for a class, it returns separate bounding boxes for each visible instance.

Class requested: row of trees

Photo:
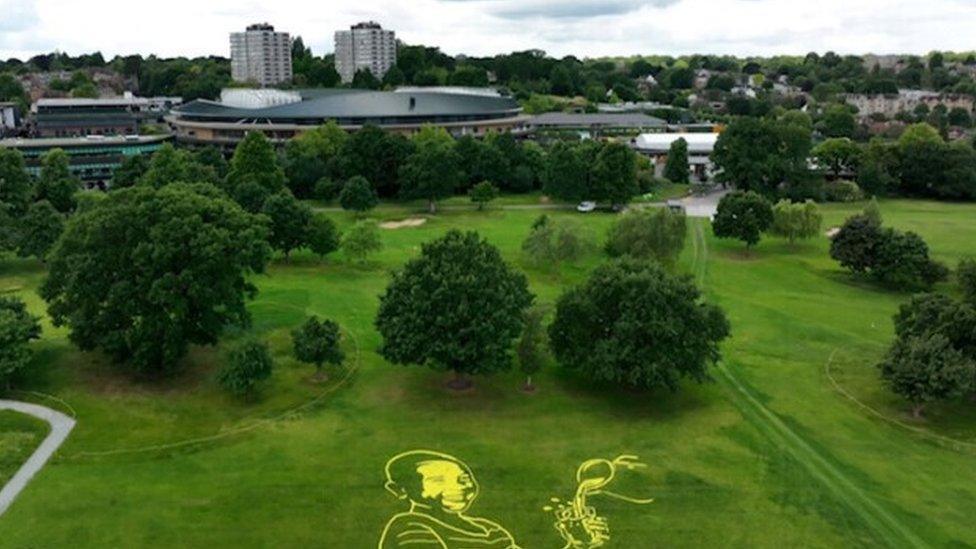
[714,115,976,202]
[711,191,824,250]
[375,228,730,393]
[830,204,948,291]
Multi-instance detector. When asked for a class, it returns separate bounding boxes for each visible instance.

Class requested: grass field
[1,199,975,547]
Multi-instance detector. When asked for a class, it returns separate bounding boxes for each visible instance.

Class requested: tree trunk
[428,199,437,214]
[446,368,473,391]
[912,403,925,419]
[523,375,536,393]
[478,203,484,211]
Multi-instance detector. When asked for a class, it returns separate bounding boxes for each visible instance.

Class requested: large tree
[592,142,639,206]
[283,122,347,199]
[712,191,774,249]
[41,184,271,374]
[813,138,863,178]
[17,200,63,261]
[543,141,588,202]
[398,127,462,213]
[225,131,286,211]
[878,333,974,418]
[0,296,42,387]
[663,137,690,183]
[341,125,412,198]
[292,316,344,380]
[549,259,729,391]
[712,117,812,197]
[139,143,218,189]
[0,148,34,216]
[35,149,82,213]
[375,230,533,389]
[262,191,313,259]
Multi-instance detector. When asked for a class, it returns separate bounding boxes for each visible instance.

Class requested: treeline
[713,113,976,202]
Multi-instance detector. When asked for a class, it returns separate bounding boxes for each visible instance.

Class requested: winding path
[0,400,75,518]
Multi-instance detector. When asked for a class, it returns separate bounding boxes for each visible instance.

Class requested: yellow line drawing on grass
[543,455,654,548]
[379,450,521,548]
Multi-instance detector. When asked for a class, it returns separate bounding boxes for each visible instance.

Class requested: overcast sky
[2,0,975,61]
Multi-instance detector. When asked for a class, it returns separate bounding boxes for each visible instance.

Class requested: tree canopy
[548,259,729,391]
[712,191,774,248]
[41,183,271,374]
[605,208,687,267]
[375,230,533,387]
[0,296,42,387]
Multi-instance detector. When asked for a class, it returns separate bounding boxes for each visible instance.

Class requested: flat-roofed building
[335,22,397,84]
[633,132,720,181]
[32,93,181,138]
[230,23,293,87]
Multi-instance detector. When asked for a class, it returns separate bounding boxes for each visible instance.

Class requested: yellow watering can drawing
[543,455,654,549]
[378,450,521,548]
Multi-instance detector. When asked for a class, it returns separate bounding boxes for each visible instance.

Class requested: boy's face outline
[416,459,479,513]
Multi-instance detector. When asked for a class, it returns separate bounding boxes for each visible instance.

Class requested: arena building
[167,88,529,147]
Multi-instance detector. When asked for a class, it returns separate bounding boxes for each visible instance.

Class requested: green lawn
[1,200,975,547]
[0,411,49,487]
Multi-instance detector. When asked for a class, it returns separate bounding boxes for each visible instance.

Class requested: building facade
[335,22,397,84]
[0,134,172,185]
[167,88,529,147]
[845,90,975,119]
[230,23,293,87]
[32,94,181,138]
[632,132,719,181]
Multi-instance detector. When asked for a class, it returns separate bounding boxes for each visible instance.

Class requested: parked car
[577,201,597,213]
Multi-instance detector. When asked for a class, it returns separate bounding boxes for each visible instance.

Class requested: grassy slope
[0,201,974,547]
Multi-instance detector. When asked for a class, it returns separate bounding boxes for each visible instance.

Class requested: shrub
[469,181,499,211]
[604,208,687,267]
[959,259,976,305]
[342,220,383,263]
[218,339,274,398]
[522,216,590,267]
[292,316,344,378]
[339,176,378,214]
[0,296,42,387]
[770,200,822,246]
[824,180,864,202]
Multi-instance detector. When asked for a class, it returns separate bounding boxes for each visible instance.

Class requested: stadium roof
[173,88,521,122]
[528,112,667,129]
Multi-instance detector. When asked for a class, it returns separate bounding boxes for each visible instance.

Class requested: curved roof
[172,88,521,122]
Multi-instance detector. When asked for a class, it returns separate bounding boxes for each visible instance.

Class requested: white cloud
[1,0,975,61]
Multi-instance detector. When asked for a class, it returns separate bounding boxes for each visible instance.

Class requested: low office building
[632,132,719,181]
[168,87,529,146]
[32,93,182,138]
[526,113,667,139]
[0,134,172,185]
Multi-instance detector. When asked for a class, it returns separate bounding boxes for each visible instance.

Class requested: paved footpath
[0,400,75,518]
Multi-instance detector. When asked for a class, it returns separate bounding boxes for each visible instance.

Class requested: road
[0,400,76,518]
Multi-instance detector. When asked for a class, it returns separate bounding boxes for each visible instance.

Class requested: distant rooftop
[246,23,276,32]
[0,134,172,149]
[395,86,502,98]
[351,21,384,30]
[633,132,718,154]
[529,112,667,129]
[34,94,182,109]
